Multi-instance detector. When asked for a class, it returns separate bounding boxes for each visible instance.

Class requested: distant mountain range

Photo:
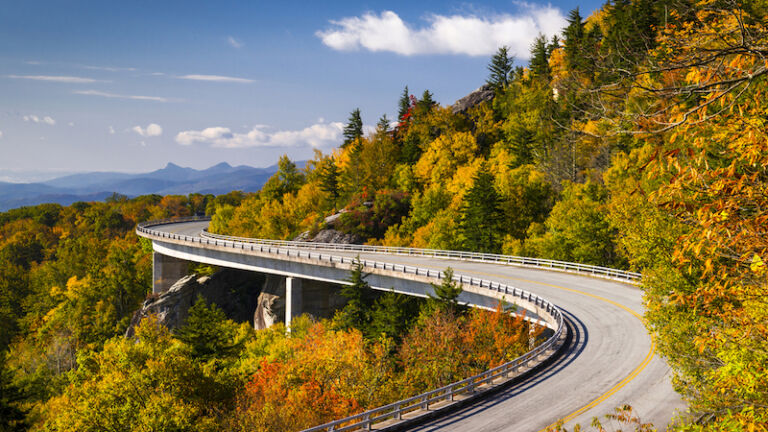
[0,162,289,211]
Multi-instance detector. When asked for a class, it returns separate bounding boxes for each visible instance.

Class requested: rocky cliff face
[451,84,495,114]
[126,269,275,336]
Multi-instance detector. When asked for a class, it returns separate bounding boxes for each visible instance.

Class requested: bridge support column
[153,252,189,294]
[285,277,303,328]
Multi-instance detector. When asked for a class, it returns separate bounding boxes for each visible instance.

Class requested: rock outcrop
[451,84,495,114]
[126,269,268,337]
[294,229,363,244]
[293,210,364,244]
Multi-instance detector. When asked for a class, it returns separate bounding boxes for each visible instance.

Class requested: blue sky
[0,0,603,181]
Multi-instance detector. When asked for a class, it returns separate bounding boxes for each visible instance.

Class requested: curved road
[152,221,685,431]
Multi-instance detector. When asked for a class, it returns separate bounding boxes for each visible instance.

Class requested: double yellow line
[526,280,655,430]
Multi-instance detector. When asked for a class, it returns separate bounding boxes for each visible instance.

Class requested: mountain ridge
[0,161,295,211]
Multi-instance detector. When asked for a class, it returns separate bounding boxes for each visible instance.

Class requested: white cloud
[0,130,3,139]
[316,6,566,58]
[73,90,168,102]
[23,115,56,125]
[176,122,345,149]
[108,126,116,134]
[7,74,99,83]
[132,123,163,137]
[177,74,254,84]
[68,122,75,127]
[227,36,244,48]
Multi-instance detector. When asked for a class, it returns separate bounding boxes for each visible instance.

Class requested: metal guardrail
[199,227,641,284]
[135,217,568,432]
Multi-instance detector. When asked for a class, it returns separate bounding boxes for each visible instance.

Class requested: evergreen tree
[397,86,411,122]
[425,267,463,315]
[377,114,391,133]
[335,259,375,333]
[368,290,419,343]
[563,8,588,71]
[460,164,504,253]
[486,46,514,91]
[415,90,436,116]
[174,295,242,360]
[319,158,340,207]
[400,134,422,165]
[529,34,551,80]
[342,108,364,148]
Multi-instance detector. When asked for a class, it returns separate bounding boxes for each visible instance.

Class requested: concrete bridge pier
[153,252,189,294]
[285,276,303,328]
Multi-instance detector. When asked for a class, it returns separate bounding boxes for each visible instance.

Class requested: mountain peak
[164,162,183,170]
[209,162,233,170]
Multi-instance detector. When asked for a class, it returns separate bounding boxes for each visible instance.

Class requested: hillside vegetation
[0,0,766,431]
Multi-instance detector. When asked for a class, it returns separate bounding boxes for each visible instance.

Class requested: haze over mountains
[0,162,285,211]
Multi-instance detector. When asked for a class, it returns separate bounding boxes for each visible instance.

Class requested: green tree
[563,8,585,69]
[334,259,375,334]
[318,158,340,208]
[424,267,463,316]
[529,34,551,80]
[368,290,420,344]
[260,155,306,202]
[174,296,243,360]
[377,114,391,134]
[342,108,364,148]
[459,165,504,253]
[525,181,623,267]
[487,46,514,91]
[0,354,26,432]
[397,86,411,122]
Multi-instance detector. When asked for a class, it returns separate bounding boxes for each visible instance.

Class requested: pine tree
[487,46,514,91]
[397,86,410,122]
[319,158,340,207]
[335,259,375,333]
[563,8,586,70]
[529,34,551,80]
[342,108,363,148]
[460,164,504,253]
[415,90,436,116]
[174,295,242,360]
[368,290,419,343]
[377,114,391,133]
[426,267,463,314]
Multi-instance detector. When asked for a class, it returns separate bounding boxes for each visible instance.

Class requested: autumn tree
[260,155,306,202]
